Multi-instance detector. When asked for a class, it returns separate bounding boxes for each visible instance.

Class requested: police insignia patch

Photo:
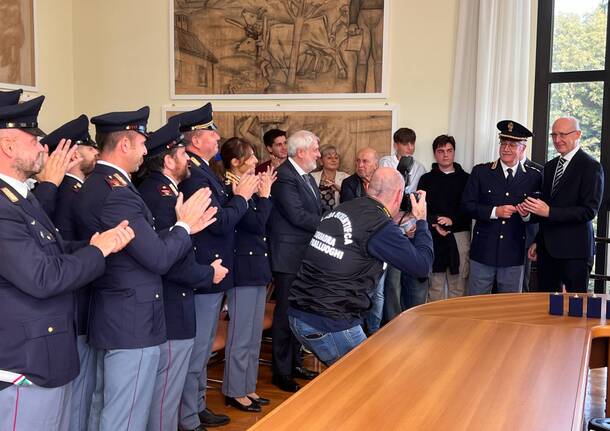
[1,187,18,203]
[105,174,127,188]
[158,184,175,197]
[190,156,201,167]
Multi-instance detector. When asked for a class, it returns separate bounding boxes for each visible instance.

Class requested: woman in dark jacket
[213,137,275,412]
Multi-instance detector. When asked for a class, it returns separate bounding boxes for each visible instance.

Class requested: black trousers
[536,242,592,293]
[271,272,302,377]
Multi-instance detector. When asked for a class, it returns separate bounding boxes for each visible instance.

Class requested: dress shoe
[293,366,319,380]
[198,408,230,427]
[225,396,262,412]
[248,395,270,405]
[272,375,301,392]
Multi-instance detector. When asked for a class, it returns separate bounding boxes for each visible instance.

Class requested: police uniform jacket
[32,180,59,218]
[0,179,105,389]
[229,187,273,287]
[138,171,214,340]
[461,159,542,267]
[52,174,92,336]
[179,153,248,293]
[74,163,192,350]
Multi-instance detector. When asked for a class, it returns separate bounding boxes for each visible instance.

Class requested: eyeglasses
[499,141,523,149]
[549,130,578,139]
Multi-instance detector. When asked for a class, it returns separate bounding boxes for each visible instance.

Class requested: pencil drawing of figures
[0,0,35,88]
[173,0,386,96]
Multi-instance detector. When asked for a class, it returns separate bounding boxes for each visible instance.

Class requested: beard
[14,152,44,179]
[176,165,191,182]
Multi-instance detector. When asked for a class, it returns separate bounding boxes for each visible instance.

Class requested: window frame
[533,0,610,292]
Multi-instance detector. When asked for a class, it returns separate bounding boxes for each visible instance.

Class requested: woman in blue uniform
[212,137,276,412]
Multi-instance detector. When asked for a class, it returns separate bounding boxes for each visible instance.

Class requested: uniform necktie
[506,168,514,184]
[26,190,41,208]
[552,157,567,193]
[302,174,317,197]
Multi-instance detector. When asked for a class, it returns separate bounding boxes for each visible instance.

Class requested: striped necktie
[552,157,567,194]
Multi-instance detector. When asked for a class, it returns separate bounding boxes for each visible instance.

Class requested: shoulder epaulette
[158,184,177,197]
[490,160,499,170]
[525,163,541,173]
[0,187,19,203]
[72,182,82,192]
[104,173,128,189]
[190,156,201,167]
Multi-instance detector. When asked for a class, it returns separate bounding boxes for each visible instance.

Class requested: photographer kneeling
[287,168,434,366]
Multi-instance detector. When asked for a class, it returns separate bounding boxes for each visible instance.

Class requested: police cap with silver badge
[169,102,217,133]
[0,89,23,107]
[41,114,98,151]
[91,106,150,136]
[497,120,533,142]
[145,121,185,159]
[0,95,46,137]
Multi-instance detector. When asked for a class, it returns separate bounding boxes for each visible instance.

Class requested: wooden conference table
[249,293,610,431]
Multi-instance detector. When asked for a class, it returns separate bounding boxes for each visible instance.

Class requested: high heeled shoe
[247,395,270,405]
[224,396,261,412]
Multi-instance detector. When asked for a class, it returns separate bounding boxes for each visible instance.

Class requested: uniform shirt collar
[65,173,84,184]
[499,160,519,178]
[97,160,131,183]
[0,173,29,198]
[288,157,307,176]
[163,173,179,189]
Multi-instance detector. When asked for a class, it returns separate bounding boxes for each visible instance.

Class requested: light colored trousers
[428,231,471,302]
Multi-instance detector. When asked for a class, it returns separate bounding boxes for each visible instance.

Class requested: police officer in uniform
[0,96,134,431]
[74,107,215,431]
[461,120,542,295]
[172,103,258,430]
[39,114,100,431]
[137,121,228,431]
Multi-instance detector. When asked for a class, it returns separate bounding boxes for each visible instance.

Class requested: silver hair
[287,130,318,157]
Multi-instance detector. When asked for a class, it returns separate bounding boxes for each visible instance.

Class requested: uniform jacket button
[249,251,253,255]
[263,237,267,241]
[505,192,509,196]
[48,327,54,333]
[501,221,506,225]
[182,292,186,297]
[264,253,268,257]
[193,246,197,251]
[214,254,219,258]
[155,293,160,299]
[500,235,504,239]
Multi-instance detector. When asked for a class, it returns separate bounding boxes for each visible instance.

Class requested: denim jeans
[288,315,367,366]
[364,270,385,335]
[400,272,429,309]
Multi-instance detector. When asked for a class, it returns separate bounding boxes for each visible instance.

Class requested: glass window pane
[547,81,603,161]
[552,0,608,72]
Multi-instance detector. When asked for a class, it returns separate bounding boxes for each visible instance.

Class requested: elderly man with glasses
[520,117,604,293]
[461,120,542,295]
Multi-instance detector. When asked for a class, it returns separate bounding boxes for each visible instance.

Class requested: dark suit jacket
[0,179,105,389]
[269,159,322,274]
[75,163,192,350]
[340,173,366,203]
[536,148,604,259]
[139,171,214,339]
[179,152,248,293]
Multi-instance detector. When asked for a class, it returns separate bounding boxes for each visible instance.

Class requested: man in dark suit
[0,96,133,430]
[269,130,322,392]
[522,116,604,293]
[340,147,378,203]
[171,103,258,430]
[137,121,227,431]
[39,114,100,431]
[75,107,214,431]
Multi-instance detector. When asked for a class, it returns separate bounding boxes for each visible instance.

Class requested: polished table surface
[249,293,609,431]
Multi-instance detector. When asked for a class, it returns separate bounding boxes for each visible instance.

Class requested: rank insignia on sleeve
[158,184,176,197]
[189,156,201,167]
[1,187,19,203]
